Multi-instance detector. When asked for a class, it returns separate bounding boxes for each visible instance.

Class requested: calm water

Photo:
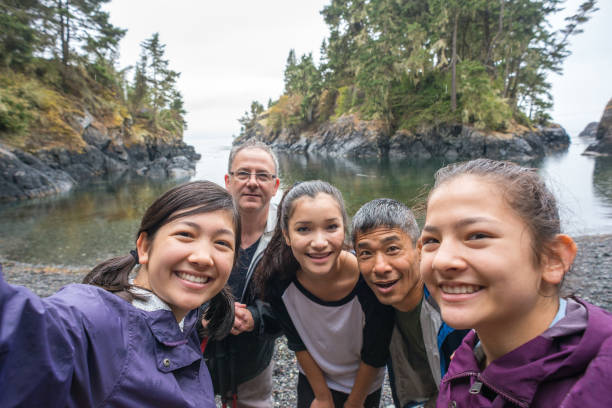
[1,134,611,267]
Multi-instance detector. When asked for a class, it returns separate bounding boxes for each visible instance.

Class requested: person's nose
[373,252,391,275]
[245,173,259,188]
[431,239,466,275]
[310,230,328,249]
[188,242,214,268]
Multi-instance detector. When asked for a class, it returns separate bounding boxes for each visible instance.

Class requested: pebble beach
[2,234,611,407]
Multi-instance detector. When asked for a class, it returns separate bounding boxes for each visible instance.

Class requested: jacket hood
[445,298,612,406]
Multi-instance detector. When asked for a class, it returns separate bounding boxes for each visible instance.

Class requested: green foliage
[0,87,33,133]
[267,94,302,133]
[238,100,264,134]
[243,0,598,135]
[0,4,187,149]
[333,86,355,118]
[126,33,186,135]
[456,60,512,130]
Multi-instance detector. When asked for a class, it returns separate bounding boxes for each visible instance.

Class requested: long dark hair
[83,180,241,340]
[254,180,348,299]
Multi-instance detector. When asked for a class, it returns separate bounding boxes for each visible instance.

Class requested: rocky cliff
[584,98,612,156]
[236,114,569,161]
[0,110,199,202]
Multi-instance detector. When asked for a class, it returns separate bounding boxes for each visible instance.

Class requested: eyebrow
[177,221,235,237]
[356,234,400,248]
[423,216,493,233]
[294,218,340,224]
[236,167,273,173]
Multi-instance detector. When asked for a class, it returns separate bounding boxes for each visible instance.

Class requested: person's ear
[282,230,291,247]
[136,232,150,265]
[224,174,231,189]
[272,177,280,196]
[541,234,577,286]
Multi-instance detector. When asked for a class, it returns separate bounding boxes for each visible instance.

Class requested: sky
[105,0,612,139]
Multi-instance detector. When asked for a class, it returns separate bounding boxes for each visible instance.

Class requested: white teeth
[178,272,210,284]
[308,253,329,259]
[441,284,480,294]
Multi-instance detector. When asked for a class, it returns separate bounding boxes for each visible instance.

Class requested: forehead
[231,148,276,172]
[290,193,343,221]
[355,227,412,246]
[426,175,518,223]
[158,209,236,241]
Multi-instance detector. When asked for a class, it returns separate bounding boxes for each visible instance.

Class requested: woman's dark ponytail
[82,254,141,301]
[198,286,235,340]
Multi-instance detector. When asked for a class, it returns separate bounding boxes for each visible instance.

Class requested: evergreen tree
[139,33,181,129]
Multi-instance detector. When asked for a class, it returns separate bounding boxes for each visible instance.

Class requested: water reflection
[593,156,612,217]
[0,175,177,266]
[277,153,444,215]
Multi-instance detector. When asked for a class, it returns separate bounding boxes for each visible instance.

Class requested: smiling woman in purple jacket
[0,180,240,408]
[419,159,612,408]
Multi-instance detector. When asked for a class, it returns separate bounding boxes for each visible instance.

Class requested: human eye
[255,172,272,182]
[357,250,372,260]
[174,230,194,239]
[215,239,234,251]
[296,226,309,233]
[387,245,401,254]
[236,171,251,180]
[327,223,339,231]
[420,236,439,247]
[467,232,491,240]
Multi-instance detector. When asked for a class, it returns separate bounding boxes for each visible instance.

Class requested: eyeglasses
[229,171,276,183]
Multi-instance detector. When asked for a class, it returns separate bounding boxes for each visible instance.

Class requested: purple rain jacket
[437,298,612,408]
[0,268,215,407]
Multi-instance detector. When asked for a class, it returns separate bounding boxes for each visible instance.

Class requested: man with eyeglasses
[203,139,280,408]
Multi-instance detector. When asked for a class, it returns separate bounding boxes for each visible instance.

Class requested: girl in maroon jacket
[419,158,612,408]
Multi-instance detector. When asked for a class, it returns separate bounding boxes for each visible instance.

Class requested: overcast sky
[105,0,612,139]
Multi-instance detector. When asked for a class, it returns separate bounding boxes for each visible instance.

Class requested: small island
[236,1,597,161]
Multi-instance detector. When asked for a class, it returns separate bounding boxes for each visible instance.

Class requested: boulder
[584,98,612,156]
[579,122,599,138]
[0,145,75,201]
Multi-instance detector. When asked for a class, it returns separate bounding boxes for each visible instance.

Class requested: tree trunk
[58,0,70,66]
[451,12,458,112]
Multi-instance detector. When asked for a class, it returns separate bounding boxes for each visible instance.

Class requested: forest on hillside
[240,0,598,138]
[0,0,185,152]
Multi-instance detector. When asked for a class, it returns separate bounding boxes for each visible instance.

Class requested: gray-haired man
[204,140,280,408]
[351,199,468,408]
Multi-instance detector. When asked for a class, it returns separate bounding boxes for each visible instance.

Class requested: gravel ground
[2,234,611,407]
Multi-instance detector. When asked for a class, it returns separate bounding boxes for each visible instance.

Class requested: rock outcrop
[237,114,569,162]
[0,114,200,202]
[578,122,599,138]
[584,98,612,156]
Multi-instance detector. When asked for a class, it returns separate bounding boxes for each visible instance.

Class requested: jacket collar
[445,298,595,406]
[130,284,199,343]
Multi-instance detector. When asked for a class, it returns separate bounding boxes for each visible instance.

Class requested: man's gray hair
[227,139,279,175]
[351,198,420,247]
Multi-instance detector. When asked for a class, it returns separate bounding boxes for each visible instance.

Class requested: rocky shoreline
[2,234,611,407]
[238,114,571,162]
[0,139,200,202]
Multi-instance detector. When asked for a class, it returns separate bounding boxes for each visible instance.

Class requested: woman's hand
[230,302,254,335]
[310,396,334,408]
[343,399,364,408]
